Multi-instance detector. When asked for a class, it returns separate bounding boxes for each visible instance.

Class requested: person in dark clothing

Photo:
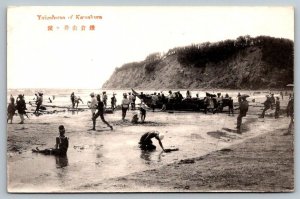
[237,95,249,134]
[161,93,167,111]
[274,97,280,119]
[140,100,147,123]
[111,93,117,111]
[280,91,284,100]
[270,94,275,109]
[237,93,241,104]
[7,96,16,124]
[102,91,108,108]
[259,95,272,118]
[70,92,75,108]
[131,94,136,110]
[16,94,27,124]
[92,94,113,131]
[285,96,294,135]
[139,131,165,151]
[32,125,69,156]
[34,92,43,114]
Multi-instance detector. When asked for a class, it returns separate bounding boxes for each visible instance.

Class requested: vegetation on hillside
[114,35,293,73]
[176,35,294,70]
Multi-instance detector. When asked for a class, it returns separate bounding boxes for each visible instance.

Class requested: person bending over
[139,131,165,151]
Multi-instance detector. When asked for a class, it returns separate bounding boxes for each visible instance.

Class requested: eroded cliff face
[102,45,293,90]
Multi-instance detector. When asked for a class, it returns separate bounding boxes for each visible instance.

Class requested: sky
[7,6,294,89]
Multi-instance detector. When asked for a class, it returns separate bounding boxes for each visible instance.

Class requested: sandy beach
[7,94,294,192]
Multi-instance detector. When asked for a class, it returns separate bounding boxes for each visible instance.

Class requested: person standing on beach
[161,93,167,111]
[274,97,280,119]
[16,94,27,124]
[7,96,16,124]
[285,95,294,135]
[121,93,130,121]
[270,94,275,110]
[140,99,147,123]
[280,91,284,100]
[87,92,97,118]
[237,95,249,134]
[186,90,192,99]
[102,91,108,108]
[92,94,113,130]
[34,92,43,114]
[70,92,75,108]
[128,92,133,110]
[131,94,136,110]
[32,125,69,156]
[259,95,272,118]
[151,92,158,112]
[111,93,117,111]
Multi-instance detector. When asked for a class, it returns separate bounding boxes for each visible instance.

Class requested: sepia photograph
[6,6,294,192]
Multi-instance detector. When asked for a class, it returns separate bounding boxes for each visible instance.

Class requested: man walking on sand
[92,94,113,131]
[237,95,249,134]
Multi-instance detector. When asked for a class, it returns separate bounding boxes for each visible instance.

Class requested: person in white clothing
[121,93,130,121]
[87,92,97,118]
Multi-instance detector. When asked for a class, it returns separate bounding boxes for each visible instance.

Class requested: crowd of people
[7,89,294,157]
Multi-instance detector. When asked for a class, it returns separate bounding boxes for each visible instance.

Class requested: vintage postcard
[7,6,294,192]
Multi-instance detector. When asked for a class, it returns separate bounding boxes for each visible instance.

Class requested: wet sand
[7,96,293,192]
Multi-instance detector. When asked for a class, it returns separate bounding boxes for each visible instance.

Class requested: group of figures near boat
[7,88,294,156]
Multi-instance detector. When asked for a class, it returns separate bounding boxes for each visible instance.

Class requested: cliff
[102,36,294,90]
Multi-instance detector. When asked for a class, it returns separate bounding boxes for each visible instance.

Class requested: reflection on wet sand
[140,150,164,163]
[56,155,69,168]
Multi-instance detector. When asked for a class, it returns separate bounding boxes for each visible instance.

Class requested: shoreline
[83,126,293,192]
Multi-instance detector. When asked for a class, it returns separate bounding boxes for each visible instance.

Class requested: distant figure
[139,131,165,151]
[151,92,158,112]
[177,91,183,102]
[87,92,97,118]
[121,93,130,121]
[206,96,216,114]
[274,97,280,119]
[140,100,147,123]
[16,94,27,124]
[111,93,117,111]
[7,96,16,124]
[34,92,43,114]
[237,95,249,134]
[259,95,272,118]
[280,91,284,100]
[161,93,167,111]
[186,90,192,99]
[228,97,234,116]
[102,91,107,108]
[168,90,174,103]
[128,92,133,110]
[48,97,52,103]
[270,94,275,109]
[131,94,136,110]
[196,93,199,99]
[237,93,241,104]
[285,96,294,135]
[74,96,83,108]
[92,94,113,131]
[70,92,75,108]
[32,125,69,156]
